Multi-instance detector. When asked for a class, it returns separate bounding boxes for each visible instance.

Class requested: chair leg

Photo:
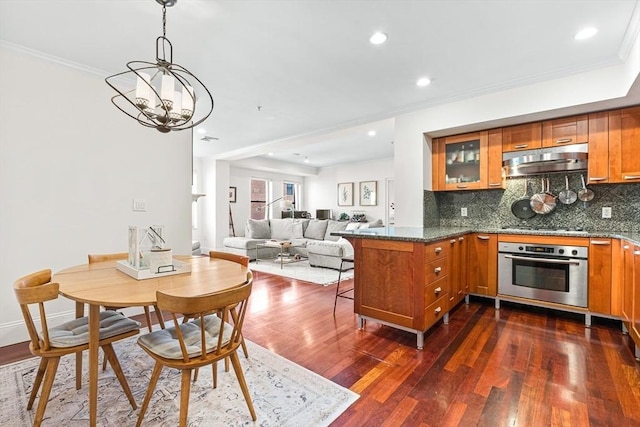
[27,358,47,410]
[212,362,217,388]
[143,306,153,332]
[102,349,108,371]
[179,370,192,427]
[75,351,83,389]
[154,305,165,329]
[240,336,249,358]
[136,363,163,427]
[102,343,137,410]
[230,351,257,421]
[333,260,345,316]
[33,357,60,427]
[193,367,200,383]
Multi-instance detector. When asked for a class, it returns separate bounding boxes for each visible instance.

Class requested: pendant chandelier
[105,0,213,133]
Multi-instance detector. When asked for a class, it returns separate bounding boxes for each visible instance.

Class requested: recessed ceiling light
[368,130,376,137]
[370,32,388,45]
[416,77,431,87]
[574,27,598,40]
[304,157,310,163]
[267,152,274,156]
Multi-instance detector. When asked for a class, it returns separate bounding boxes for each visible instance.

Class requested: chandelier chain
[162,5,167,37]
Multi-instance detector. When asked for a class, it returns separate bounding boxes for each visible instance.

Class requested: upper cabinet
[587,111,609,183]
[502,122,542,152]
[609,106,640,184]
[434,131,487,191]
[542,114,588,148]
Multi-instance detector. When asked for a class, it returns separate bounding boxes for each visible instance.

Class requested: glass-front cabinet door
[438,131,488,190]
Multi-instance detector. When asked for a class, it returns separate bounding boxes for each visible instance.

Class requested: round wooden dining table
[53,255,250,426]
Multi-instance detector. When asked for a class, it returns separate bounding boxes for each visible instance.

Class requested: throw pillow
[324,220,348,241]
[367,219,384,228]
[246,219,270,239]
[345,223,360,231]
[270,218,294,240]
[304,219,328,240]
[291,221,305,239]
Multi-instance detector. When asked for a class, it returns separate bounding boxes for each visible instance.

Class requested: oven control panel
[500,242,588,259]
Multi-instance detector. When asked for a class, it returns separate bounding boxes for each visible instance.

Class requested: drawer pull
[434,287,442,294]
[555,138,572,144]
[623,175,640,180]
[434,307,442,315]
[488,182,502,187]
[434,267,442,273]
[590,240,610,245]
[450,239,456,244]
[623,245,630,249]
[477,235,490,240]
[456,184,468,189]
[458,237,464,242]
[514,144,528,149]
[589,177,607,182]
[434,247,442,253]
[635,251,640,256]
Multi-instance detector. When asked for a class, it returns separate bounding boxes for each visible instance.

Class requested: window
[250,178,268,220]
[282,181,301,210]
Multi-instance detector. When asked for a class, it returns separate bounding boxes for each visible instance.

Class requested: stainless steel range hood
[503,143,588,177]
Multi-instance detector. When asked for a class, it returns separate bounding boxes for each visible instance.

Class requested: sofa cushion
[345,222,360,231]
[270,218,293,240]
[291,221,304,239]
[306,238,354,258]
[304,219,328,240]
[324,220,348,241]
[246,219,270,239]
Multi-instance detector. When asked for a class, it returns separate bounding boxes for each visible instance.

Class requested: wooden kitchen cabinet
[468,233,497,296]
[609,106,640,184]
[632,245,640,353]
[432,130,504,191]
[542,114,588,148]
[588,238,612,314]
[448,235,468,306]
[502,122,542,152]
[622,242,634,323]
[587,111,610,184]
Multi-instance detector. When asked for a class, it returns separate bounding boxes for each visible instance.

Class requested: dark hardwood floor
[3,270,640,426]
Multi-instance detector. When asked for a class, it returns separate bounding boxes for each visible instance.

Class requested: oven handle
[503,254,581,265]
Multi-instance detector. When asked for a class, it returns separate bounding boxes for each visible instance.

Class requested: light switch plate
[461,207,468,217]
[133,199,147,212]
[602,206,611,218]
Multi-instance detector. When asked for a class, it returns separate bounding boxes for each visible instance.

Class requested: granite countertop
[334,227,640,246]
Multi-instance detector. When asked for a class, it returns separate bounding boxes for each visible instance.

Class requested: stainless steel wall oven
[498,242,588,308]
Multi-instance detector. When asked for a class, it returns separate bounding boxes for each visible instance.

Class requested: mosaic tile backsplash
[425,172,640,233]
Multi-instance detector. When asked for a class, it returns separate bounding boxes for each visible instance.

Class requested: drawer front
[425,258,448,284]
[425,276,448,307]
[425,240,449,262]
[423,294,449,329]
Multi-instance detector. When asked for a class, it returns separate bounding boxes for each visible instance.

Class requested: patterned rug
[0,337,358,426]
[249,259,353,286]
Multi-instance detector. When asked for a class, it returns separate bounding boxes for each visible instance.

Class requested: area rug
[0,336,358,426]
[249,259,353,286]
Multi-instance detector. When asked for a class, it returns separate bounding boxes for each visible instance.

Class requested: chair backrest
[13,269,59,352]
[88,252,128,263]
[156,271,253,363]
[209,250,249,267]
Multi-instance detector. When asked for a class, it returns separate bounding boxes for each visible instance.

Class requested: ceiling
[1,1,638,171]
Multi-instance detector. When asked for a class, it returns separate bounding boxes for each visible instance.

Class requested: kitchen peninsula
[335,226,640,358]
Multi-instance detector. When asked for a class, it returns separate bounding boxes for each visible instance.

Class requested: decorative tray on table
[115,259,192,280]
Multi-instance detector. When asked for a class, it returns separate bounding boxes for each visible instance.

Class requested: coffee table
[256,240,306,269]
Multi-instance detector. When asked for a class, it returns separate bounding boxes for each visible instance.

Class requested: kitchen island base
[357,312,450,350]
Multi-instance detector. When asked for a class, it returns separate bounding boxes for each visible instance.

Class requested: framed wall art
[229,186,237,203]
[337,182,354,206]
[359,180,377,206]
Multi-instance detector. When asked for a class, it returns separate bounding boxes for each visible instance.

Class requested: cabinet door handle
[434,267,442,273]
[434,287,442,294]
[488,182,502,187]
[623,245,630,249]
[555,138,572,144]
[456,184,468,189]
[434,307,442,315]
[590,240,610,245]
[514,144,528,149]
[458,237,464,242]
[434,247,442,253]
[477,235,490,240]
[589,177,607,182]
[450,239,456,244]
[623,175,640,180]
[634,251,640,256]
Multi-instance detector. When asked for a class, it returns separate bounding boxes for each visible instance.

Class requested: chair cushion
[137,315,233,359]
[303,219,328,240]
[47,310,141,348]
[246,219,271,239]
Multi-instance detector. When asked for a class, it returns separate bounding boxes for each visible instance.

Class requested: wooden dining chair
[136,272,256,427]
[14,269,140,427]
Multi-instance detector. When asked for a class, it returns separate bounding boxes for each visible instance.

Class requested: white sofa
[222,218,383,271]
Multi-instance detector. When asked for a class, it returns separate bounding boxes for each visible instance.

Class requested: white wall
[306,158,393,223]
[0,47,192,346]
